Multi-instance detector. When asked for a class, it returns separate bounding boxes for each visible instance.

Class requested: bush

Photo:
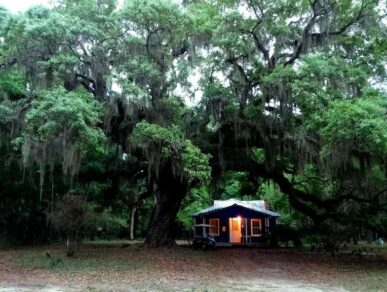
[276,224,302,248]
[49,195,131,255]
[93,209,129,240]
[48,194,96,256]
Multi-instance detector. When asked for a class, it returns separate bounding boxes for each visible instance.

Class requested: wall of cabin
[193,205,277,244]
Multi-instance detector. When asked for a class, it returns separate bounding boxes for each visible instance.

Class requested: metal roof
[193,198,280,217]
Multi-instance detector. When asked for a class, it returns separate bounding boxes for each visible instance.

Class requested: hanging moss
[14,86,105,200]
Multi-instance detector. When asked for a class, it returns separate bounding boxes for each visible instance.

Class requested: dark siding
[193,205,278,244]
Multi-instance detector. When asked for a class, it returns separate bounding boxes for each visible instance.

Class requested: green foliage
[0,100,12,128]
[262,66,296,86]
[259,181,306,229]
[182,140,212,184]
[94,209,129,239]
[319,92,387,157]
[131,121,184,156]
[293,54,383,121]
[0,70,25,99]
[14,86,106,181]
[0,0,386,246]
[122,0,187,38]
[252,148,265,163]
[23,86,105,153]
[187,1,221,35]
[48,194,130,253]
[177,186,210,229]
[0,6,11,33]
[15,250,140,273]
[131,121,211,184]
[211,171,256,200]
[49,194,96,239]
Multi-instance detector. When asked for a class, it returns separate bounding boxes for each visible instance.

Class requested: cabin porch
[194,214,274,246]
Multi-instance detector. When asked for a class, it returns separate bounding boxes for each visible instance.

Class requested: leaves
[131,121,211,184]
[24,86,105,153]
[0,0,386,246]
[319,92,387,157]
[17,86,105,179]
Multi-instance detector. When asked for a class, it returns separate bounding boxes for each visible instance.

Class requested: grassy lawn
[1,241,386,291]
[15,251,141,274]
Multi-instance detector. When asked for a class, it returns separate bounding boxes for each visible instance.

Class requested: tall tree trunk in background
[130,205,137,240]
[130,188,154,240]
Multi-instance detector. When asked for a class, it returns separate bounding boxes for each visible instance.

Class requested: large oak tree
[0,0,386,246]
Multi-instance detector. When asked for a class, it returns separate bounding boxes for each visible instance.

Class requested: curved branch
[284,0,371,66]
[292,176,329,186]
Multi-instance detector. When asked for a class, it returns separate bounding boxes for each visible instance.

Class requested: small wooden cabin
[193,199,280,246]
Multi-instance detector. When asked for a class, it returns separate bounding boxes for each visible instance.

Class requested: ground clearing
[0,241,386,291]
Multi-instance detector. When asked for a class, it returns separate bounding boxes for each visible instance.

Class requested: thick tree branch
[292,176,329,186]
[75,73,96,95]
[250,23,270,62]
[0,59,17,70]
[146,27,166,69]
[284,0,371,66]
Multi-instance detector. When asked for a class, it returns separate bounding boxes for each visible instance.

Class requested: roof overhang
[193,202,280,217]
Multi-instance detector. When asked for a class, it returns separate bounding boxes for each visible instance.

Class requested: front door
[229,217,241,243]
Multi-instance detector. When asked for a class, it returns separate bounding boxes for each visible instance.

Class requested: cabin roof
[193,198,280,217]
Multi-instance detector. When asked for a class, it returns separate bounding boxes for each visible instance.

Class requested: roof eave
[193,203,280,217]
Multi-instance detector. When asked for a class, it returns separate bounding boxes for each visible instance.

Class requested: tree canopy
[0,0,386,248]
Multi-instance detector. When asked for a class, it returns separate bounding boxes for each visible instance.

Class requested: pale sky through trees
[0,0,51,12]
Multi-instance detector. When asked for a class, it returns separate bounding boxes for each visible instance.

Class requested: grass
[14,249,141,274]
[345,241,387,254]
[12,239,146,275]
[83,239,144,247]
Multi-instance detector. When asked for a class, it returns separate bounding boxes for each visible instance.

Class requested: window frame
[251,218,262,236]
[209,218,220,236]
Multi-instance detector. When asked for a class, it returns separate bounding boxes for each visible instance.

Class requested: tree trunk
[130,205,137,240]
[129,188,154,241]
[144,163,188,247]
[144,190,186,247]
[66,236,75,257]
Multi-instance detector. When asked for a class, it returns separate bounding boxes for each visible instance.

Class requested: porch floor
[215,242,232,247]
[215,242,268,247]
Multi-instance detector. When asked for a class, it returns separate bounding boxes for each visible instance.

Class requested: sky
[0,0,52,12]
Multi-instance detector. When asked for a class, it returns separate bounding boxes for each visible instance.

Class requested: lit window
[251,219,262,236]
[209,218,220,236]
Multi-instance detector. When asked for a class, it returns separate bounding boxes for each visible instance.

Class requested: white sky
[0,0,51,12]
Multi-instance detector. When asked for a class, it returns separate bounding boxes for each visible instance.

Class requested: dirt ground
[0,242,386,292]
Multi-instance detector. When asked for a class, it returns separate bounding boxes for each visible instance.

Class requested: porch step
[215,242,232,247]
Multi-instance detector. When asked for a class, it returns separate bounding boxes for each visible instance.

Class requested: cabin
[193,199,280,247]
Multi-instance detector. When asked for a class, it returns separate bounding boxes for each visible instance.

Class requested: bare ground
[0,242,386,291]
